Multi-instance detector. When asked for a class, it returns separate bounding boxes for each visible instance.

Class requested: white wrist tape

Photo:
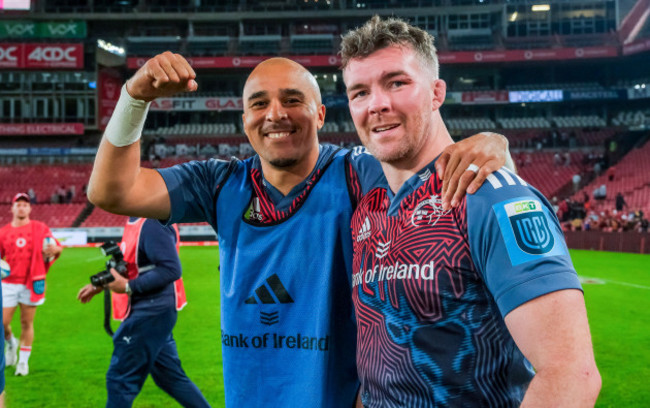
[104,84,151,147]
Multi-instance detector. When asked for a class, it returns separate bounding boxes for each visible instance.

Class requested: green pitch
[2,247,649,407]
[3,246,224,408]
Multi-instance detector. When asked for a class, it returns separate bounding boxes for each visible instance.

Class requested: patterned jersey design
[351,173,524,407]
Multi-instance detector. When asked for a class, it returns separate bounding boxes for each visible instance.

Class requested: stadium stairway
[515,152,584,199]
[71,201,96,228]
[573,138,650,214]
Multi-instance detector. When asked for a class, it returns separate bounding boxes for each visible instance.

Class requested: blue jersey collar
[387,155,440,216]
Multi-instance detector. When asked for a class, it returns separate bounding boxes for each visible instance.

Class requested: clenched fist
[126,51,198,102]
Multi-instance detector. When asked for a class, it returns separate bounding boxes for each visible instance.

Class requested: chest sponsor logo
[506,199,554,254]
[411,194,451,227]
[353,258,435,288]
[15,238,26,248]
[221,331,330,351]
[357,216,371,242]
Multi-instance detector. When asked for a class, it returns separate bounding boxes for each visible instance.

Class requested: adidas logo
[260,311,279,326]
[376,241,391,259]
[357,217,372,242]
[419,168,432,182]
[245,274,294,305]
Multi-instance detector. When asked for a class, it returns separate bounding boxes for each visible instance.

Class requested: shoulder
[140,219,177,244]
[467,167,546,208]
[344,146,386,192]
[174,157,243,174]
[466,168,567,265]
[345,146,377,166]
[142,218,172,234]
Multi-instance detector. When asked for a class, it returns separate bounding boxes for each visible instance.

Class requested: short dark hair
[340,15,439,78]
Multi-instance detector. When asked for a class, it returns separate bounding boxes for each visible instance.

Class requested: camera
[90,242,128,287]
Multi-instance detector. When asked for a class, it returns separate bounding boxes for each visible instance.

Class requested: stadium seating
[612,110,650,128]
[238,36,282,55]
[497,117,552,129]
[516,152,584,199]
[290,35,335,54]
[445,117,496,131]
[0,164,91,205]
[573,139,650,214]
[502,127,619,148]
[81,207,129,227]
[187,37,230,56]
[551,115,607,128]
[127,37,183,56]
[148,123,239,136]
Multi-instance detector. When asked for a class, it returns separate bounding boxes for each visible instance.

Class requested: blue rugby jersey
[349,155,582,407]
[158,144,383,407]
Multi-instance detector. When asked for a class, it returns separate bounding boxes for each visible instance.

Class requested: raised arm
[505,289,601,407]
[87,52,197,220]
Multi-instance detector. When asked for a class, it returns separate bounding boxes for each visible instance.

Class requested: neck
[383,114,453,193]
[260,147,320,196]
[12,217,29,227]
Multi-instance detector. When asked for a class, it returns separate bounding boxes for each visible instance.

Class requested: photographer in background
[77,217,210,408]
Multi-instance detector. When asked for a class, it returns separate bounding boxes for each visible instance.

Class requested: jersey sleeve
[466,168,582,318]
[157,158,237,226]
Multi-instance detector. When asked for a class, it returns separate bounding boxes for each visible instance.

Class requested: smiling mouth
[372,124,400,133]
[264,130,295,139]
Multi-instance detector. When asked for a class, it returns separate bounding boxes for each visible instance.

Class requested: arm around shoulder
[505,289,601,407]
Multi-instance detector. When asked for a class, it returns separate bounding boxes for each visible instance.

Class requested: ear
[431,79,447,111]
[316,104,326,130]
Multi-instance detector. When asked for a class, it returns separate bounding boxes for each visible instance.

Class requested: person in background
[78,218,209,408]
[1,193,62,376]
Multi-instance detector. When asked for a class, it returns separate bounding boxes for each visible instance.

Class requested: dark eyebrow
[346,82,366,94]
[247,90,267,101]
[280,88,306,99]
[384,70,408,80]
[346,71,408,94]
